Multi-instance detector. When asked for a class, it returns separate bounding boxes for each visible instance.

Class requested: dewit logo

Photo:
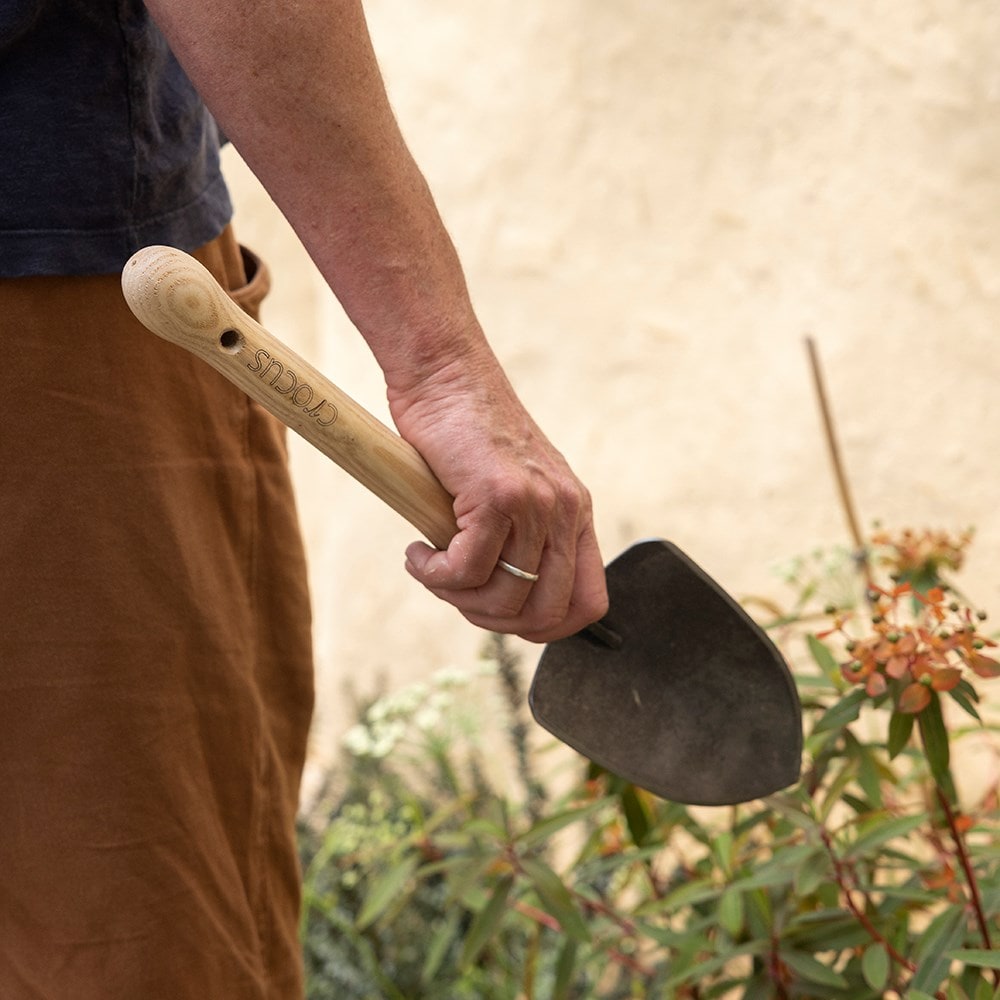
[247,349,338,427]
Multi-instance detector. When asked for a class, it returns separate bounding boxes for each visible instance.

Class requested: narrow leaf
[857,747,884,807]
[949,681,982,722]
[718,888,744,937]
[946,949,1000,970]
[911,905,966,994]
[459,875,513,968]
[521,858,590,942]
[620,784,652,847]
[645,877,720,912]
[819,757,860,822]
[807,634,841,679]
[516,799,607,848]
[552,939,578,1000]
[887,710,915,759]
[844,812,927,859]
[712,831,735,874]
[356,854,419,929]
[812,688,867,735]
[779,949,849,988]
[421,911,461,985]
[917,690,951,785]
[793,849,830,897]
[665,942,769,990]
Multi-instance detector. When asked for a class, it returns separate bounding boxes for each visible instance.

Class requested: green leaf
[742,971,777,1000]
[552,939,578,1000]
[641,876,719,913]
[808,634,841,680]
[856,746,885,808]
[819,757,860,822]
[728,862,806,893]
[862,943,890,991]
[779,949,849,989]
[947,949,1000,970]
[620,784,652,846]
[793,848,831,897]
[633,920,690,948]
[665,942,769,990]
[917,690,951,785]
[745,888,773,940]
[437,855,495,908]
[712,831,735,874]
[949,680,982,722]
[783,911,870,953]
[843,811,927,859]
[974,978,997,1000]
[909,992,939,1000]
[459,874,513,968]
[520,858,590,942]
[887,710,915,759]
[718,888,744,937]
[356,854,420,929]
[421,910,461,985]
[515,799,608,848]
[911,904,966,994]
[812,688,867,735]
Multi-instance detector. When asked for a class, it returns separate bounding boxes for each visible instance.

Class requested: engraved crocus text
[247,348,338,426]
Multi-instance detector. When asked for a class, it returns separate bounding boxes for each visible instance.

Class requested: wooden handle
[121,245,458,550]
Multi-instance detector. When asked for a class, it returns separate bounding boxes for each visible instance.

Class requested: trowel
[121,246,802,805]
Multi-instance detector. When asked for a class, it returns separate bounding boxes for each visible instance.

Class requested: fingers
[404,499,609,643]
[388,367,609,642]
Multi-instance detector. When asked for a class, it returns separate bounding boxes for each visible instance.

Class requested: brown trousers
[0,229,314,999]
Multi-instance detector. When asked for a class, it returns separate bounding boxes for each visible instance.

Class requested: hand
[389,355,609,643]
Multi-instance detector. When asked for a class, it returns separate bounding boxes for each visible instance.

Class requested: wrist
[381,317,508,418]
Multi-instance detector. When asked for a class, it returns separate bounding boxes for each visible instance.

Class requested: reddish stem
[935,789,999,988]
[820,828,915,976]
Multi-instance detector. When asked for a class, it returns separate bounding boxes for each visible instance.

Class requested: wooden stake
[805,337,871,580]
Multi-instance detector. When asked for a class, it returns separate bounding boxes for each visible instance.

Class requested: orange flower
[817,563,994,716]
[871,527,973,580]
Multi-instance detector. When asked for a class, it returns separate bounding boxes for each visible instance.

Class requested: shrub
[299,528,999,999]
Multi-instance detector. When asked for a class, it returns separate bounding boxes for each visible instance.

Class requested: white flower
[476,658,500,676]
[427,690,454,712]
[413,706,442,732]
[431,665,472,688]
[368,734,397,759]
[366,682,425,722]
[343,724,376,756]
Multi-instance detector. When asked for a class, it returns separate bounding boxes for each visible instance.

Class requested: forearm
[146,0,609,640]
[146,0,493,396]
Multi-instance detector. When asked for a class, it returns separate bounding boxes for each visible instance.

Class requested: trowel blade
[529,540,802,805]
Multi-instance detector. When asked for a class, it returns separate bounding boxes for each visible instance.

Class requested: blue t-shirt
[0,0,232,276]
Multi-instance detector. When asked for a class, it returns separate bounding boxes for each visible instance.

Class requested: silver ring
[497,559,540,582]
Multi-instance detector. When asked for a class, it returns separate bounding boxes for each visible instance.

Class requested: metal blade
[529,540,802,805]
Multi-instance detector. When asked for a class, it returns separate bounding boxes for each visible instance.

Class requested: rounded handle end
[122,246,240,353]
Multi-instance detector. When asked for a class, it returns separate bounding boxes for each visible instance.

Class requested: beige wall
[221,0,1000,765]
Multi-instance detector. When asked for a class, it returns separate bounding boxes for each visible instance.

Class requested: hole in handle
[218,328,244,354]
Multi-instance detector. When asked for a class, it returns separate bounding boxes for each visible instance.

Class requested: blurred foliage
[299,529,999,999]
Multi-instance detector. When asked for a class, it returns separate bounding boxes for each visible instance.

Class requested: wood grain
[122,245,458,550]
